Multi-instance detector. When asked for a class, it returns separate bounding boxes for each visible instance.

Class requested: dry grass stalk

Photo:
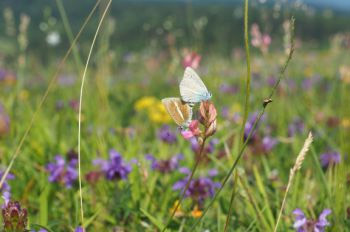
[273,132,313,232]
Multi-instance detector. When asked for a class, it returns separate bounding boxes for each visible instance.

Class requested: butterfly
[179,67,212,104]
[162,97,192,128]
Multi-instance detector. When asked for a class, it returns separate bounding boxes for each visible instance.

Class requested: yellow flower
[191,205,203,218]
[304,66,313,77]
[134,96,157,111]
[342,118,350,128]
[148,102,171,123]
[169,200,184,217]
[18,90,29,101]
[231,103,241,114]
[340,66,350,84]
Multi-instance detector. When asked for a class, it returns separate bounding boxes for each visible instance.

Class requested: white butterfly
[162,97,193,128]
[179,67,212,104]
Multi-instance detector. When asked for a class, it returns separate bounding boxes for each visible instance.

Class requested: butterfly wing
[162,97,192,127]
[180,67,210,103]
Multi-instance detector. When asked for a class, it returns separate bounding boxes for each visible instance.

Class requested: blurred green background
[1,0,349,57]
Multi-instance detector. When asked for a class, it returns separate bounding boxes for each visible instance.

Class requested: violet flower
[190,138,218,154]
[244,111,266,140]
[0,69,16,85]
[145,153,183,173]
[267,76,277,87]
[94,149,131,180]
[2,201,27,232]
[0,103,10,137]
[0,171,14,205]
[75,226,84,232]
[320,151,341,169]
[262,136,278,152]
[173,173,220,204]
[288,118,305,137]
[158,125,177,144]
[219,84,239,95]
[46,155,78,188]
[293,208,331,232]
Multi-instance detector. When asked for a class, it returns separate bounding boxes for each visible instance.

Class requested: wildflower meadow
[0,0,349,231]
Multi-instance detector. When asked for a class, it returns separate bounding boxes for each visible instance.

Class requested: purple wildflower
[288,118,305,137]
[158,125,177,144]
[244,112,266,140]
[302,75,321,90]
[69,99,79,112]
[94,149,131,180]
[46,155,78,188]
[267,76,277,87]
[0,69,16,85]
[262,136,278,152]
[293,208,331,232]
[190,138,218,154]
[0,171,15,205]
[145,154,183,173]
[219,84,239,94]
[2,201,27,231]
[75,226,85,232]
[173,175,220,204]
[0,103,10,136]
[320,151,341,169]
[57,74,76,86]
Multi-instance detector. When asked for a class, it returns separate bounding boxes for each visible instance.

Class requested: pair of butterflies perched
[162,67,212,128]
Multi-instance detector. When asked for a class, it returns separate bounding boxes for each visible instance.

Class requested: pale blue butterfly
[179,67,212,104]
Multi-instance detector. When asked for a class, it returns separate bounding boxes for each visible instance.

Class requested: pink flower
[250,23,271,54]
[181,130,195,140]
[262,34,271,46]
[182,51,201,69]
[181,120,201,140]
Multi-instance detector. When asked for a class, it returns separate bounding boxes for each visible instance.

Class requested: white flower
[46,31,61,46]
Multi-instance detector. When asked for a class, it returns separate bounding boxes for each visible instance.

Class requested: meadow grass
[0,2,349,232]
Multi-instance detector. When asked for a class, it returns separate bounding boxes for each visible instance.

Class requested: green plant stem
[0,0,102,190]
[190,17,295,230]
[223,171,238,232]
[240,0,251,145]
[55,0,83,72]
[161,137,208,232]
[77,0,112,228]
[225,0,251,229]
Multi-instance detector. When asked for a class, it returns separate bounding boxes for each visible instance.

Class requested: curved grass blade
[77,0,112,228]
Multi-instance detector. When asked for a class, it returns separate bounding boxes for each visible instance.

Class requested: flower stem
[225,0,251,229]
[77,0,112,228]
[161,137,207,232]
[190,17,295,230]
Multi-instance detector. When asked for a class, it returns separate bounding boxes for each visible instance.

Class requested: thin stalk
[240,0,251,144]
[161,137,208,232]
[55,0,83,71]
[77,0,112,228]
[225,0,251,229]
[0,0,102,190]
[190,17,295,230]
[223,171,238,232]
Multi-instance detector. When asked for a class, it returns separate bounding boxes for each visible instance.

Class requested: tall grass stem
[224,0,251,229]
[190,17,295,230]
[0,0,102,190]
[77,0,112,228]
[273,132,313,232]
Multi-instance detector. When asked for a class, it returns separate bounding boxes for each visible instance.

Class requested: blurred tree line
[0,0,349,56]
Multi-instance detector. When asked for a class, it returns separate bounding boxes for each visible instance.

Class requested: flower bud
[199,101,217,137]
[2,201,28,232]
